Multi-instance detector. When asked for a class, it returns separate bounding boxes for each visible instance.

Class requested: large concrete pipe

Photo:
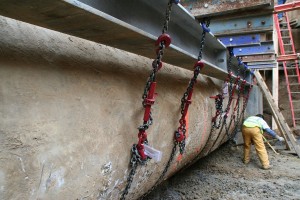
[0,16,258,199]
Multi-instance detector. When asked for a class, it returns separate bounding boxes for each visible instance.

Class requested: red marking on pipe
[186,112,189,138]
[176,112,189,161]
[177,154,183,161]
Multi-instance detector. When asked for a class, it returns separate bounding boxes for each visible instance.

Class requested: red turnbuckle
[230,76,240,98]
[179,118,186,126]
[182,89,193,118]
[175,129,185,142]
[155,34,171,48]
[137,130,147,160]
[143,82,157,122]
[210,94,223,100]
[138,130,147,144]
[194,61,205,70]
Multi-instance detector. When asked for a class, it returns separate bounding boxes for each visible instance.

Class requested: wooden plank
[181,0,273,19]
[242,54,276,62]
[254,70,300,158]
[272,66,279,130]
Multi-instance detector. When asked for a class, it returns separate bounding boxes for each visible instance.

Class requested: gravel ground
[144,141,300,200]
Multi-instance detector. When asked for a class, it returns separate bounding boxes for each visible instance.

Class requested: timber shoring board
[254,70,300,158]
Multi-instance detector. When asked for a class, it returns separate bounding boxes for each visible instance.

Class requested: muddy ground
[144,141,300,200]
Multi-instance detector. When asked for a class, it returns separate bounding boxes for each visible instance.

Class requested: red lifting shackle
[155,34,171,48]
[175,130,185,142]
[194,61,205,69]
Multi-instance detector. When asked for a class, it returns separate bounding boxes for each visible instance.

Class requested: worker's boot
[262,165,272,170]
[243,159,250,164]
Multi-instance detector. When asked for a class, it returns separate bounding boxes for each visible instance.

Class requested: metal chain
[175,18,210,154]
[226,57,243,140]
[222,47,235,138]
[162,1,173,34]
[234,59,242,124]
[138,144,178,200]
[212,94,224,129]
[138,18,211,199]
[120,145,142,200]
[121,1,177,199]
[230,62,247,140]
[202,47,235,155]
[151,19,211,175]
[176,66,200,154]
[225,47,235,114]
[198,19,210,61]
[229,67,253,142]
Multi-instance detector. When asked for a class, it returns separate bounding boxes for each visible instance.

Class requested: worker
[242,114,284,170]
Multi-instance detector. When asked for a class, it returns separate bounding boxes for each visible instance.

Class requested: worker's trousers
[242,126,270,168]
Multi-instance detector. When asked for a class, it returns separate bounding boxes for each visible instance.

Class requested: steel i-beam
[0,0,252,83]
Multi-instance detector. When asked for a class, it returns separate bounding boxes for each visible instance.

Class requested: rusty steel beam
[274,1,300,13]
[242,54,276,62]
[277,54,300,62]
[209,14,273,36]
[181,0,273,19]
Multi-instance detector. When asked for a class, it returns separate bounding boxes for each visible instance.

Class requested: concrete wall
[0,16,248,199]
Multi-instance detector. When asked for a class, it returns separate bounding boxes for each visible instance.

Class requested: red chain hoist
[121,1,179,200]
[174,20,210,155]
[137,19,211,200]
[200,47,237,155]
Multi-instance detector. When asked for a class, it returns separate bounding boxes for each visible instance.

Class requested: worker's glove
[275,135,284,142]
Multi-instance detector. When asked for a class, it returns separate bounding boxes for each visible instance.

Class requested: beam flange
[233,42,275,56]
[277,54,300,62]
[274,1,300,13]
[218,34,261,47]
[181,0,273,19]
[242,54,276,62]
[209,14,273,36]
